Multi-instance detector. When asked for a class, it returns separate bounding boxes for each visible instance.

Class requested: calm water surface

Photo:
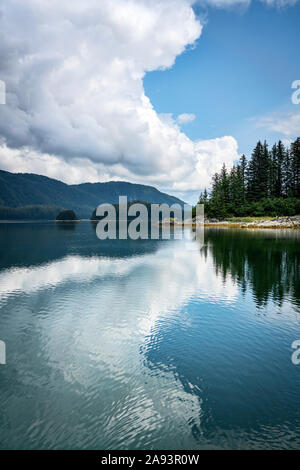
[0,222,299,449]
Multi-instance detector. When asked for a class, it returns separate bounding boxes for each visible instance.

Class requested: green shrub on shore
[56,209,78,221]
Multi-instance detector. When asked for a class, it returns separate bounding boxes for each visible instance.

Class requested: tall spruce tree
[291,137,300,198]
[283,148,293,197]
[261,140,271,198]
[230,165,245,213]
[219,163,230,204]
[246,141,265,201]
[269,144,277,198]
[239,154,247,202]
[275,140,285,197]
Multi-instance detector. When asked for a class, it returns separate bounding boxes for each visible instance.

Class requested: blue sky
[145,1,300,158]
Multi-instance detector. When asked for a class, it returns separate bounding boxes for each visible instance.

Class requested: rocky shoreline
[202,216,300,229]
[159,216,300,229]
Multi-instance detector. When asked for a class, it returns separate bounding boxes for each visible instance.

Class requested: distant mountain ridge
[0,169,184,219]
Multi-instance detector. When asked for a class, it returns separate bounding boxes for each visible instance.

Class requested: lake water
[0,222,299,449]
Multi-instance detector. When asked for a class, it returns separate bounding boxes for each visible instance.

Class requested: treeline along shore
[199,137,300,219]
[0,138,299,226]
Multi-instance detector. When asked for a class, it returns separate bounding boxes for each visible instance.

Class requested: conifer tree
[246,141,264,201]
[275,140,285,197]
[219,163,230,204]
[239,154,247,202]
[261,140,271,198]
[291,137,300,198]
[283,148,293,197]
[269,144,277,198]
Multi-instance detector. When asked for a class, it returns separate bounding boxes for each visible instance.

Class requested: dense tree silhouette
[199,137,300,218]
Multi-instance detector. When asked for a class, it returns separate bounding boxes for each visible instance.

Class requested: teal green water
[0,223,299,449]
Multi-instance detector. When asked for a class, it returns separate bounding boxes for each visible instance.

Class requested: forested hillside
[0,170,184,219]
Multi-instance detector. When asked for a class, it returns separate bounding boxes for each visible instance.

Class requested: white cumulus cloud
[261,0,300,6]
[0,0,240,200]
[196,0,299,7]
[256,111,300,137]
[198,0,250,7]
[177,113,196,125]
